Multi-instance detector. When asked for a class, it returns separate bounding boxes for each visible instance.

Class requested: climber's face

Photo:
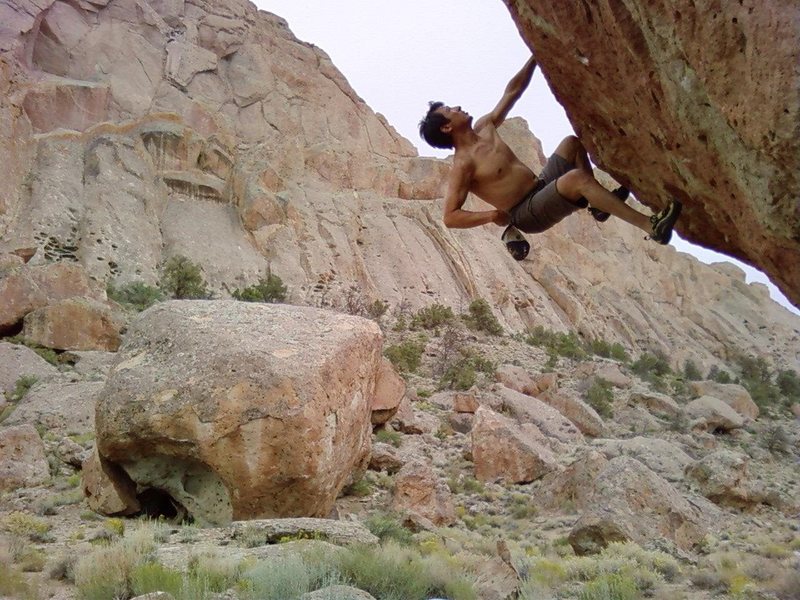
[436,105,472,132]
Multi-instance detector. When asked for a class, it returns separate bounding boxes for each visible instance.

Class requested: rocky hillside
[502,0,800,307]
[0,0,798,372]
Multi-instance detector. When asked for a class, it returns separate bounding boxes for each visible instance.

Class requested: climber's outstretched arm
[474,54,537,132]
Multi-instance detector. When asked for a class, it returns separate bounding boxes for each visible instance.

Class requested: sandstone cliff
[503,0,800,306]
[0,0,798,370]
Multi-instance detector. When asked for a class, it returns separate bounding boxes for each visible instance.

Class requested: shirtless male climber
[418,53,682,260]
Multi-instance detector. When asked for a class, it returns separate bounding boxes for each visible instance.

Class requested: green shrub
[131,563,183,598]
[776,369,800,401]
[708,365,732,383]
[0,561,37,599]
[762,424,791,454]
[1,512,52,539]
[609,343,629,362]
[584,379,614,418]
[384,337,427,373]
[525,326,587,360]
[160,255,210,299]
[231,274,287,303]
[343,476,372,497]
[683,359,702,381]
[411,304,455,330]
[367,299,389,320]
[335,542,476,600]
[107,281,164,311]
[364,513,413,545]
[439,352,495,391]
[630,352,671,380]
[8,375,38,402]
[462,298,503,336]
[374,428,402,448]
[239,556,324,600]
[578,573,638,600]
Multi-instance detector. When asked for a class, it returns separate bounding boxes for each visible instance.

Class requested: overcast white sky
[257,0,797,315]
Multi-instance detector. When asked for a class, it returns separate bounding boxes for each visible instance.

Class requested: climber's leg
[555,169,652,234]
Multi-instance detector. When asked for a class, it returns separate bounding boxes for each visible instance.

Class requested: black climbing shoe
[501,225,530,261]
[589,186,630,222]
[649,199,682,245]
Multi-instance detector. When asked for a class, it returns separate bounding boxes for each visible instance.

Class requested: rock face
[95,300,383,524]
[391,460,456,526]
[0,424,50,491]
[0,0,797,373]
[503,0,800,307]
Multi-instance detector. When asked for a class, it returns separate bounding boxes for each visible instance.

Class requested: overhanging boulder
[504,1,800,306]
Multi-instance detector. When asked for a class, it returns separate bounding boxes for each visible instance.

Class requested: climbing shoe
[649,199,682,245]
[501,225,530,261]
[589,186,630,222]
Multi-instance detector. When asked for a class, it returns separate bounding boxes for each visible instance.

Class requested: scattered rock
[453,392,480,413]
[4,380,103,436]
[392,460,455,526]
[535,449,608,510]
[689,381,759,420]
[22,297,122,351]
[472,406,559,484]
[0,424,50,491]
[686,396,745,432]
[370,357,405,425]
[56,436,91,469]
[685,449,766,509]
[229,518,379,546]
[367,442,404,474]
[496,385,584,443]
[0,341,59,399]
[448,412,474,434]
[539,389,605,437]
[593,436,694,482]
[82,448,141,516]
[629,387,682,417]
[568,456,712,555]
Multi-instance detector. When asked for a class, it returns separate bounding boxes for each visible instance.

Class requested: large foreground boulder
[94,301,385,525]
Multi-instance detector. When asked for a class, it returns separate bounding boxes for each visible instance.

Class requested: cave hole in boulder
[137,487,190,523]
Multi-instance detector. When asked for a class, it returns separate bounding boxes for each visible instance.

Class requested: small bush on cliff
[384,336,427,374]
[682,359,703,381]
[526,326,587,360]
[411,304,455,330]
[231,274,287,303]
[160,255,210,300]
[8,375,38,402]
[707,365,733,384]
[584,378,614,418]
[107,281,164,311]
[630,352,672,380]
[462,298,503,336]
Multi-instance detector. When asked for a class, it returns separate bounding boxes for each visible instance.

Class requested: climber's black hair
[418,101,454,149]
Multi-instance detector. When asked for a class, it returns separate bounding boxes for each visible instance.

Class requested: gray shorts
[509,154,581,234]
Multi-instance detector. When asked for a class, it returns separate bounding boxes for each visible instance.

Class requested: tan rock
[82,448,140,516]
[392,460,455,526]
[0,424,50,491]
[453,392,479,413]
[390,397,439,435]
[594,437,694,482]
[686,396,745,432]
[229,518,379,546]
[95,301,382,524]
[4,380,102,436]
[685,450,766,508]
[0,263,104,333]
[495,364,540,395]
[448,412,474,434]
[472,406,559,484]
[497,386,584,443]
[540,389,605,437]
[22,297,122,351]
[370,358,405,425]
[689,381,759,420]
[0,341,59,398]
[568,456,713,554]
[368,442,404,474]
[629,388,682,417]
[535,449,608,510]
